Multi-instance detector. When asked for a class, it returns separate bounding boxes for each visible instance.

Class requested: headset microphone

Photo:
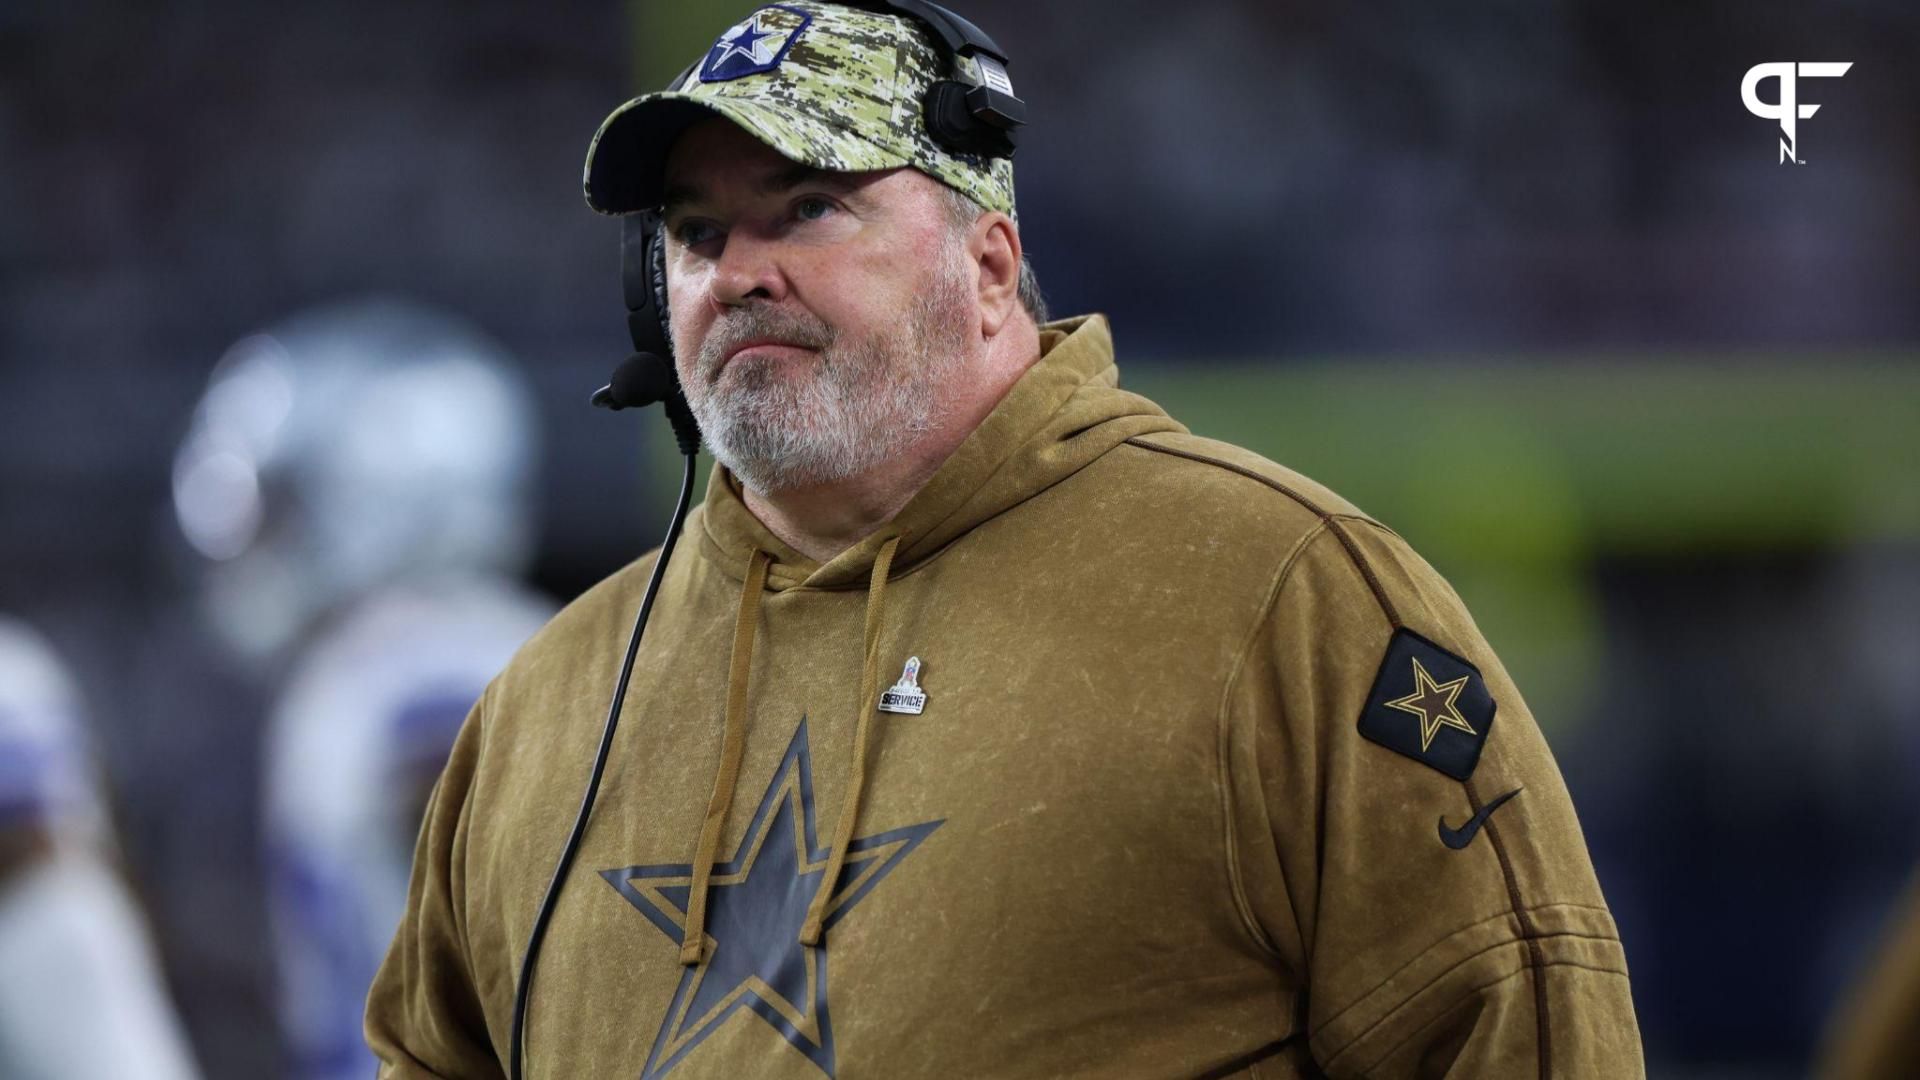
[593,351,701,456]
[590,354,671,411]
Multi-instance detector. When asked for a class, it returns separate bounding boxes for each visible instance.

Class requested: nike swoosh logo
[1438,787,1522,850]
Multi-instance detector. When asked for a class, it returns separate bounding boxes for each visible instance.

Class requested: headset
[509,3,1024,1075]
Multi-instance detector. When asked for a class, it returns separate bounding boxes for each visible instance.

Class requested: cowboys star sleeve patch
[1358,628,1497,780]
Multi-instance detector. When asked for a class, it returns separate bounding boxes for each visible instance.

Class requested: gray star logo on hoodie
[600,717,942,1078]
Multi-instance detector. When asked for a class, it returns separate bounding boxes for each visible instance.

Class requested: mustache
[694,306,836,382]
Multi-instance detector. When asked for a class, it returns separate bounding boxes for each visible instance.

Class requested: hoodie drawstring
[678,535,904,962]
[680,546,771,965]
[800,532,901,947]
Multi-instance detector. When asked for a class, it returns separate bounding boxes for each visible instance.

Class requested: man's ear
[972,213,1022,337]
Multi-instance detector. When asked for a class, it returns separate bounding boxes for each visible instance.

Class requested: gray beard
[675,252,974,495]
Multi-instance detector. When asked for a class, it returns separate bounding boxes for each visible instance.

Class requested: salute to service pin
[878,656,928,714]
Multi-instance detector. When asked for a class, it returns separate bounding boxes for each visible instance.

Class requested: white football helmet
[171,297,540,664]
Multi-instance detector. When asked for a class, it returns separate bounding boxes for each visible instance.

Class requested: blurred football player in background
[172,298,555,1080]
[0,614,202,1079]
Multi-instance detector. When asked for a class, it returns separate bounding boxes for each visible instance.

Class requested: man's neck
[741,451,946,564]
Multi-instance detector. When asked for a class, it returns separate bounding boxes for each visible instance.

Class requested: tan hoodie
[368,314,1643,1078]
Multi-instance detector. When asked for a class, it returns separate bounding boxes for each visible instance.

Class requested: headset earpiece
[619,210,673,362]
[649,224,670,348]
[923,80,1018,158]
[844,0,1025,160]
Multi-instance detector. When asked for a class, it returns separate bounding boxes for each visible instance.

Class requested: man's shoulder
[1097,429,1379,540]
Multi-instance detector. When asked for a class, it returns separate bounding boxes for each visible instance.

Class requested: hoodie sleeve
[1818,873,1920,1080]
[365,690,505,1079]
[1221,515,1643,1078]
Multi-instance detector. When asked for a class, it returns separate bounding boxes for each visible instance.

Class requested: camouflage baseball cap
[583,1,1016,219]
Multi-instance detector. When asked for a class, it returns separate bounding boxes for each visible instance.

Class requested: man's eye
[673,221,717,247]
[794,197,835,222]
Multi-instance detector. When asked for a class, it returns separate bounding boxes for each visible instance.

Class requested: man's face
[659,118,979,495]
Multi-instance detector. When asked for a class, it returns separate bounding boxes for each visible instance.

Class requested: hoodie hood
[693,313,1187,592]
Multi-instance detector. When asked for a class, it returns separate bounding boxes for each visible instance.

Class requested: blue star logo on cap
[601,718,941,1078]
[698,5,813,83]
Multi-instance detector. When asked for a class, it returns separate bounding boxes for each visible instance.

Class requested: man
[369,3,1644,1076]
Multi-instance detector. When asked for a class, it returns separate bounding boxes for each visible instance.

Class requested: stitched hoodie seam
[1213,519,1336,964]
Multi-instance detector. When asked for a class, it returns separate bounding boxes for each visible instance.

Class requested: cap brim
[583,92,912,216]
[584,94,715,215]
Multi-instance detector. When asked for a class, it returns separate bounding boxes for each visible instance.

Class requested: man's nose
[708,232,786,309]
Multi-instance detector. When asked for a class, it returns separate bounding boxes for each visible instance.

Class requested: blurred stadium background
[3,0,1917,1076]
